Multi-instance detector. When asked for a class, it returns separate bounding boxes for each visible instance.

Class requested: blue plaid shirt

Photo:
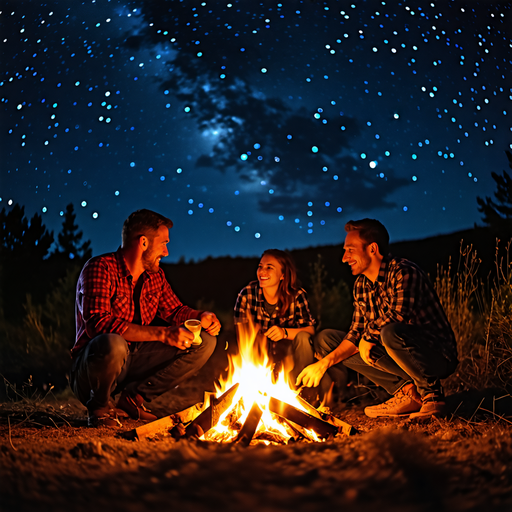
[345,256,457,362]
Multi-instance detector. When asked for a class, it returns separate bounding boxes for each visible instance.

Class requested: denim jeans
[70,332,216,412]
[261,331,314,387]
[315,324,457,398]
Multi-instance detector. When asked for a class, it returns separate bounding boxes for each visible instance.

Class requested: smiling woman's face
[257,254,284,289]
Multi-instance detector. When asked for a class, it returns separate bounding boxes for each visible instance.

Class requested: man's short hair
[122,209,173,247]
[345,218,389,256]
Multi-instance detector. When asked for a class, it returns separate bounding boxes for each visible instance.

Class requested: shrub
[436,241,512,393]
[482,240,512,391]
[0,266,79,390]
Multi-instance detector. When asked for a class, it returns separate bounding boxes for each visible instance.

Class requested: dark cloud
[128,1,409,216]
[259,156,410,217]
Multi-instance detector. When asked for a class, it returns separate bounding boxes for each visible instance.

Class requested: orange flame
[204,319,321,444]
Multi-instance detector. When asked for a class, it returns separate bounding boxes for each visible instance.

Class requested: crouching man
[70,209,220,427]
[297,219,458,419]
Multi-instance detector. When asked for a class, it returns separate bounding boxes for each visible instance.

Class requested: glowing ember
[202,321,322,444]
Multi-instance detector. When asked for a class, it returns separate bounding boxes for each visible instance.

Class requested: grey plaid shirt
[234,280,316,332]
[345,256,457,361]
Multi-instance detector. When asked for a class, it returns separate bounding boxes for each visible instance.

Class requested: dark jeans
[314,324,457,398]
[272,331,316,386]
[70,332,216,413]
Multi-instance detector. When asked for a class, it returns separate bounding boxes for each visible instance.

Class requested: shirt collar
[115,247,132,279]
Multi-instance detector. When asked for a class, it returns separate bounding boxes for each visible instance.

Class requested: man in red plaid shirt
[297,219,458,420]
[70,209,220,427]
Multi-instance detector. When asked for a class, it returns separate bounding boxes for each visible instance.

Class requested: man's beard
[142,244,162,273]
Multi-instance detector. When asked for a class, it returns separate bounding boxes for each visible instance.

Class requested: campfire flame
[203,320,321,444]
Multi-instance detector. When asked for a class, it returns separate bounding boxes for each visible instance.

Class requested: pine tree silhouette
[0,204,54,319]
[477,150,512,237]
[57,203,92,262]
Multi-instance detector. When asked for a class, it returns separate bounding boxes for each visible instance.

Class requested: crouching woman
[233,249,316,389]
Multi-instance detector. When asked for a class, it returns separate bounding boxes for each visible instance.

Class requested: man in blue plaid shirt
[297,219,458,419]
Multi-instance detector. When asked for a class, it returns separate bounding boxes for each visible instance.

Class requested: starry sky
[2,0,511,263]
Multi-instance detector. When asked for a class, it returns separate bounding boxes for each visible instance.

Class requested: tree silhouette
[56,203,92,263]
[477,150,512,236]
[0,204,54,262]
[0,204,54,319]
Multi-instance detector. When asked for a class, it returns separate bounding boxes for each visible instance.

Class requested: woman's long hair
[261,249,300,317]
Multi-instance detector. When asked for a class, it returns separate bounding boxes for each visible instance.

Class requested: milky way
[2,0,511,261]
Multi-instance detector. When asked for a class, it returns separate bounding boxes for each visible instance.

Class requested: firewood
[268,397,338,439]
[123,401,205,441]
[185,383,239,438]
[234,402,263,446]
[320,413,358,436]
[296,395,357,436]
[253,430,289,445]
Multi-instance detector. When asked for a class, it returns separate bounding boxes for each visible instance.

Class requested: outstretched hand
[296,359,329,388]
[200,311,221,336]
[358,339,376,365]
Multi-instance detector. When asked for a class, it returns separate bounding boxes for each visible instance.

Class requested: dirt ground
[1,353,512,512]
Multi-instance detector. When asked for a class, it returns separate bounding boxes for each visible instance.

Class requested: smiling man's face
[342,230,372,277]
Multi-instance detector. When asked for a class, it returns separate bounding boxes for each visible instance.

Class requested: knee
[198,332,217,359]
[293,331,313,348]
[380,323,401,349]
[313,329,342,356]
[89,333,128,364]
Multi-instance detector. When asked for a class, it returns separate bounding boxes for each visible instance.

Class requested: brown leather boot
[116,391,157,421]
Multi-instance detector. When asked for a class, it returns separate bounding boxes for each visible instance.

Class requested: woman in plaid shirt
[234,249,319,393]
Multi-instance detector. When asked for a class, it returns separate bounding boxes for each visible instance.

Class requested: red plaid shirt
[72,249,195,355]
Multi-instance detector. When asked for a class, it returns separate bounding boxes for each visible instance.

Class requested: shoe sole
[409,410,446,420]
[364,410,419,418]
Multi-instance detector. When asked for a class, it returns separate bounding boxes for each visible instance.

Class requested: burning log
[123,389,236,441]
[280,418,317,442]
[295,395,357,436]
[253,430,294,445]
[222,397,244,430]
[185,383,239,438]
[268,397,338,439]
[320,411,358,436]
[123,401,206,440]
[234,402,263,446]
[295,395,324,419]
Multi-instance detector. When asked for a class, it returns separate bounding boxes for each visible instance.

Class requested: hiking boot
[117,390,157,421]
[409,393,446,419]
[364,383,421,418]
[88,407,123,428]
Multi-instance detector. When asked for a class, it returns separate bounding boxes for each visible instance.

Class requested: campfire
[128,322,355,445]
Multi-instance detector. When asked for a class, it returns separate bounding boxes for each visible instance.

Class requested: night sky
[2,0,511,263]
